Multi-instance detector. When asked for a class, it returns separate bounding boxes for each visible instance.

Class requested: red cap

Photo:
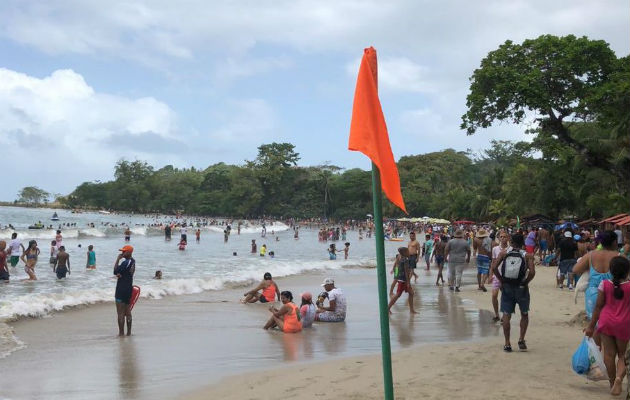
[119,245,134,253]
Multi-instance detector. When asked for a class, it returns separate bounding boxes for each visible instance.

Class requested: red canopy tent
[453,220,475,225]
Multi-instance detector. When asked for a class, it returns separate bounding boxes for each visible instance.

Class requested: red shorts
[396,281,410,295]
[525,245,535,254]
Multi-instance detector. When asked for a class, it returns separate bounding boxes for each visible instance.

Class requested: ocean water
[0,206,400,322]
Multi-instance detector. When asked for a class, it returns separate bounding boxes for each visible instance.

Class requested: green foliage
[17,186,50,204]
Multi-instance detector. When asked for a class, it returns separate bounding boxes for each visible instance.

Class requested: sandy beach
[184,267,614,400]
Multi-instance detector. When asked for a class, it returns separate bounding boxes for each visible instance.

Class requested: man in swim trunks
[124,226,131,242]
[0,240,9,281]
[242,272,280,303]
[387,247,417,314]
[54,246,70,279]
[8,233,23,268]
[538,227,549,258]
[114,245,135,336]
[407,232,420,282]
[473,228,492,292]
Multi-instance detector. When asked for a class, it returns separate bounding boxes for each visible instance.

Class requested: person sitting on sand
[263,291,302,333]
[242,272,280,303]
[387,247,417,315]
[299,292,316,328]
[315,278,346,322]
[585,256,630,396]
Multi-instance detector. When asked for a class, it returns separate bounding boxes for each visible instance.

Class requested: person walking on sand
[445,230,470,292]
[21,240,39,280]
[54,246,70,279]
[473,228,492,292]
[573,230,619,320]
[114,245,135,336]
[242,272,280,303]
[433,235,447,286]
[490,231,512,322]
[556,231,578,289]
[315,278,346,322]
[585,256,630,395]
[493,233,535,352]
[388,247,418,315]
[423,234,434,270]
[407,232,420,283]
[263,291,302,333]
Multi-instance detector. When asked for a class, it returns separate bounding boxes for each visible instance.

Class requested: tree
[17,186,50,204]
[461,35,626,178]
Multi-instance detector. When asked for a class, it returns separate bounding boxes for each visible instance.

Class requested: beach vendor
[114,245,135,336]
[263,291,302,333]
[315,278,346,322]
[242,272,280,303]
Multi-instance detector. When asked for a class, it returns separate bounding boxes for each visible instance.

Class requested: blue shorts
[476,254,490,275]
[435,255,444,265]
[559,259,576,275]
[500,284,530,314]
[539,240,548,251]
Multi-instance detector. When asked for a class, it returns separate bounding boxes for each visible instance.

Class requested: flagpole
[371,163,394,400]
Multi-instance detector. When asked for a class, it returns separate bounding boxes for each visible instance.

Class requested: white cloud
[346,56,433,93]
[0,67,181,196]
[214,56,294,82]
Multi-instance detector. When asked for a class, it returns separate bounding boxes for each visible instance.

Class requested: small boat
[99,210,111,215]
[28,223,45,230]
[51,212,59,221]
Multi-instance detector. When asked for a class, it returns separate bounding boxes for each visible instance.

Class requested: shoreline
[183,267,612,400]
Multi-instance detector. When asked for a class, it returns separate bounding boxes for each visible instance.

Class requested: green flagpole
[371,162,394,400]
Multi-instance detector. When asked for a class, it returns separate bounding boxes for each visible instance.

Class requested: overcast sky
[0,0,627,200]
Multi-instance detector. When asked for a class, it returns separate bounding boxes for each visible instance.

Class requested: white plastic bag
[574,269,590,304]
[585,337,608,381]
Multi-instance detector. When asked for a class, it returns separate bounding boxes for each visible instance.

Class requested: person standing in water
[388,247,418,315]
[407,232,420,283]
[114,245,135,336]
[20,240,39,280]
[54,246,70,279]
[86,245,96,269]
[124,226,131,242]
[251,240,257,254]
[0,240,9,282]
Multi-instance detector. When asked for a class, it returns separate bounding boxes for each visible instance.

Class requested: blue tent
[555,222,579,231]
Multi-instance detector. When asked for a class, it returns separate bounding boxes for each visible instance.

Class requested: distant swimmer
[251,239,257,254]
[178,238,187,251]
[124,226,131,242]
[223,229,229,243]
[196,229,201,242]
[153,270,162,280]
[180,224,187,242]
[114,245,136,336]
[0,240,10,282]
[55,246,70,279]
[20,240,39,281]
[86,245,96,269]
[242,272,280,303]
[328,244,337,260]
[50,240,58,270]
[263,291,302,333]
[164,224,172,241]
[55,230,63,249]
[260,244,267,257]
[343,242,350,260]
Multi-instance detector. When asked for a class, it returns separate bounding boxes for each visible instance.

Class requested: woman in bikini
[20,240,39,280]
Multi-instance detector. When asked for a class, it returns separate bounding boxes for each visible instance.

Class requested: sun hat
[119,245,134,253]
[564,231,572,238]
[476,229,489,238]
[454,229,464,238]
[301,292,312,301]
[321,277,335,286]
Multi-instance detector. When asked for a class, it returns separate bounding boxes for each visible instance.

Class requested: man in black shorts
[407,232,420,283]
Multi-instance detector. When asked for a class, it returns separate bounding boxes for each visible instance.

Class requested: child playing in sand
[585,256,630,395]
[387,247,417,314]
[86,245,96,269]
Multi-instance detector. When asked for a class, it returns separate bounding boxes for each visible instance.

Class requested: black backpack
[500,250,528,285]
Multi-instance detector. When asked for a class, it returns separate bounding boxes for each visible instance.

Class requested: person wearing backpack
[493,233,535,352]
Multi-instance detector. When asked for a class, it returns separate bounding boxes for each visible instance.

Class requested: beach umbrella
[348,46,405,400]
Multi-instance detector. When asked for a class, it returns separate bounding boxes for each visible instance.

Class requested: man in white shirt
[315,278,346,322]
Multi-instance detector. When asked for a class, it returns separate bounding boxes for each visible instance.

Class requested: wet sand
[1,267,494,400]
[185,267,615,400]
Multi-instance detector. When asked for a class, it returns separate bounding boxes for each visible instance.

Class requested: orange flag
[348,47,406,213]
